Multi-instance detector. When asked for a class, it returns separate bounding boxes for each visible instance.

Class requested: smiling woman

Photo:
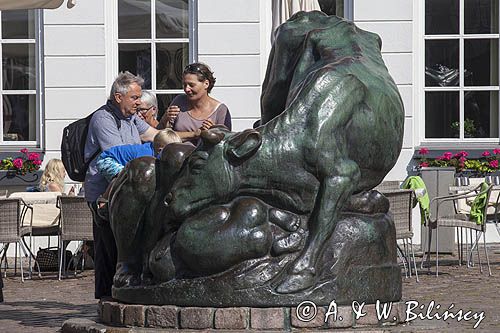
[157,62,232,145]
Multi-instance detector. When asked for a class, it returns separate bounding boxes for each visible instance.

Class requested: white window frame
[108,0,197,98]
[0,9,43,148]
[416,0,500,148]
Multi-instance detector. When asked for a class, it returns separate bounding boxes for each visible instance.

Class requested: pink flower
[459,156,467,163]
[454,151,468,158]
[33,159,42,165]
[489,160,499,169]
[13,158,23,169]
[28,152,39,161]
[20,148,28,154]
[418,148,429,155]
[494,148,500,155]
[482,151,491,157]
[442,152,452,161]
[419,162,429,167]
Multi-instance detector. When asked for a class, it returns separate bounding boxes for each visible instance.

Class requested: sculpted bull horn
[200,128,226,146]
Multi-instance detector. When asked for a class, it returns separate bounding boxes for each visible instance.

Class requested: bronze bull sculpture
[109,12,404,306]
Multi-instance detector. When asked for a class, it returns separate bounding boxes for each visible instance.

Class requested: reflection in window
[464,39,499,86]
[156,0,188,38]
[425,40,459,87]
[465,0,499,34]
[2,95,36,141]
[463,91,499,138]
[2,44,36,90]
[1,10,35,39]
[425,0,459,35]
[118,0,151,39]
[425,91,459,138]
[156,43,188,90]
[118,44,152,89]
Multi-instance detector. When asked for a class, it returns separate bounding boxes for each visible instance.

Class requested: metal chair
[0,198,33,281]
[57,196,93,280]
[376,181,419,281]
[426,183,493,276]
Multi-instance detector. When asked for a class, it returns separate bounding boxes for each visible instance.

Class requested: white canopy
[271,0,321,42]
[0,0,75,10]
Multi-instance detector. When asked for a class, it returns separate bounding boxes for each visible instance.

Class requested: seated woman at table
[38,158,67,193]
[158,62,232,145]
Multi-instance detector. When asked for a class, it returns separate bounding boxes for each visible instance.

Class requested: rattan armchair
[375,181,418,281]
[0,198,34,281]
[57,196,93,280]
[426,183,493,276]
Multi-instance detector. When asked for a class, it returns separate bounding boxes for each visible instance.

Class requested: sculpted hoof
[275,268,316,294]
[272,232,303,255]
[344,190,389,214]
[269,208,301,231]
[114,262,141,288]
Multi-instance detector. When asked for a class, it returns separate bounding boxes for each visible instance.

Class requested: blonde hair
[39,159,66,192]
[153,129,182,154]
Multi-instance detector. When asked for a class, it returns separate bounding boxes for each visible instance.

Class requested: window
[116,0,195,119]
[0,9,41,145]
[423,0,499,141]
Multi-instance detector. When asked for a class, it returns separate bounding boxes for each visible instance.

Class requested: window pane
[425,0,459,35]
[156,43,188,90]
[156,0,188,38]
[2,44,36,90]
[425,40,459,87]
[119,43,152,89]
[1,10,35,39]
[465,0,499,34]
[3,94,36,141]
[464,39,499,86]
[425,91,459,138]
[464,91,499,138]
[156,94,178,120]
[118,0,151,39]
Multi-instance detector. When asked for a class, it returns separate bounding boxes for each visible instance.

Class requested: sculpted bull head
[166,128,262,219]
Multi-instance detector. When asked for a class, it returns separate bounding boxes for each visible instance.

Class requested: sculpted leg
[108,157,156,288]
[277,159,360,293]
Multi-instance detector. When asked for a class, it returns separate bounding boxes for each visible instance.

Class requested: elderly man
[84,71,158,299]
[137,90,159,128]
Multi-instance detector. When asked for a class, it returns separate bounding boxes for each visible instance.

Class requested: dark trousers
[88,201,117,299]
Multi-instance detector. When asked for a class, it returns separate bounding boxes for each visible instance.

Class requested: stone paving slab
[1,246,500,332]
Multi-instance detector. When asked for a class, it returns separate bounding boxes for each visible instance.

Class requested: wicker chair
[427,183,493,276]
[57,196,93,280]
[375,181,418,281]
[0,198,33,281]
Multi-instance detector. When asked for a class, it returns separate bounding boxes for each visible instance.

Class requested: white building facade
[1,0,499,244]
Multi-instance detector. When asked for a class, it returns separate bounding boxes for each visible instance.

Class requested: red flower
[33,159,42,165]
[442,152,452,161]
[20,148,28,154]
[489,160,499,169]
[418,148,429,155]
[419,162,429,167]
[494,148,500,155]
[12,158,23,169]
[28,152,40,161]
[482,151,491,157]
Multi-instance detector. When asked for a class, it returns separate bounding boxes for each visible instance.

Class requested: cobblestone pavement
[1,246,500,332]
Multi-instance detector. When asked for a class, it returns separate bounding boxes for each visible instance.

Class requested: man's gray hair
[141,90,158,110]
[109,71,144,101]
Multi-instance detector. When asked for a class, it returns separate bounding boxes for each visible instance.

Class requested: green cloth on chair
[470,182,489,225]
[402,176,430,224]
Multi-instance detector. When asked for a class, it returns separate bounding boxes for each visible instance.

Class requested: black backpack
[61,104,120,182]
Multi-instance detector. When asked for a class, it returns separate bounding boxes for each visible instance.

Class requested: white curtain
[0,0,75,10]
[271,0,321,42]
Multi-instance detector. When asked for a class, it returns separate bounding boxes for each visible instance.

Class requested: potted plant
[0,148,43,185]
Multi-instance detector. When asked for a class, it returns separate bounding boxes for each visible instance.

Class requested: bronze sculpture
[109,12,405,306]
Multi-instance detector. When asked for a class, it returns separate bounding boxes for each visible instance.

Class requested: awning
[271,0,321,42]
[0,0,75,11]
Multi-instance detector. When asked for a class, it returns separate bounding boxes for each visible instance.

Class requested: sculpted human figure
[165,12,404,293]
